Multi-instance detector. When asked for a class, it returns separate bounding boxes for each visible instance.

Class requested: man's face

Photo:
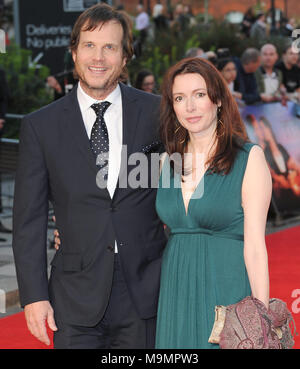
[246,57,261,73]
[72,20,126,99]
[285,48,299,66]
[261,47,278,69]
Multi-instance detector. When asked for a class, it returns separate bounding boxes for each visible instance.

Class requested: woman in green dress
[155,57,272,348]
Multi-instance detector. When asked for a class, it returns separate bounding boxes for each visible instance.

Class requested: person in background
[185,47,204,58]
[203,51,218,66]
[217,58,242,101]
[250,12,267,40]
[134,4,150,57]
[172,3,189,35]
[241,7,255,38]
[134,69,156,94]
[276,45,300,101]
[46,75,64,100]
[280,17,296,37]
[255,44,285,103]
[183,4,196,27]
[46,49,76,101]
[135,4,150,43]
[234,48,262,104]
[152,1,168,32]
[152,1,163,18]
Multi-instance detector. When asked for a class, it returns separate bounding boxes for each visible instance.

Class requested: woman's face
[142,74,155,93]
[220,62,237,84]
[172,73,219,139]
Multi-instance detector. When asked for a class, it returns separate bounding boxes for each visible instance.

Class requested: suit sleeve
[12,116,50,307]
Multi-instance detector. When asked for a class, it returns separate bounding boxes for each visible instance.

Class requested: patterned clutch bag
[208,296,297,349]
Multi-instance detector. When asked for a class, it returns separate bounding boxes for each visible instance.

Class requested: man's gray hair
[241,48,260,65]
[185,47,204,58]
[260,43,277,54]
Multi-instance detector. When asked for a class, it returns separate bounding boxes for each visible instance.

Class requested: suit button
[110,206,116,212]
[107,245,114,252]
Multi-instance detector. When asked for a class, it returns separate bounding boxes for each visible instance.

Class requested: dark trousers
[53,255,156,349]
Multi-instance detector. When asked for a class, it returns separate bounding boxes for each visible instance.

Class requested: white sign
[63,0,101,12]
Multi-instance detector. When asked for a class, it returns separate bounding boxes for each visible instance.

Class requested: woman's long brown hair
[159,57,249,176]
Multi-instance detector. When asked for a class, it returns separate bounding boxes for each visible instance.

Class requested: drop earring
[217,106,225,137]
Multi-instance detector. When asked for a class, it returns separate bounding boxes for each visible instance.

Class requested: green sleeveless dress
[155,142,255,349]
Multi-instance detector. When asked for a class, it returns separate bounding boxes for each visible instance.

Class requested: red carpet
[0,225,299,349]
[266,225,300,349]
[0,311,53,349]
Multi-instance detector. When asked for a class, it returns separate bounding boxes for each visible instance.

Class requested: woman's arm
[242,145,272,309]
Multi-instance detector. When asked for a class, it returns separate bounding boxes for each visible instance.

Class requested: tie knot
[91,101,111,118]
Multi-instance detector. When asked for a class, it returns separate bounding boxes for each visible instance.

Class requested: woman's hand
[53,229,60,250]
[52,216,60,250]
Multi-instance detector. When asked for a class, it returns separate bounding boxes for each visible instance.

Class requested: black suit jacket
[12,83,167,326]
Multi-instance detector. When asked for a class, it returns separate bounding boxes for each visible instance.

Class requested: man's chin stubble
[81,77,118,93]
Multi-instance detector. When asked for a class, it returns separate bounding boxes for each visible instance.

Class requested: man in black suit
[12,4,166,349]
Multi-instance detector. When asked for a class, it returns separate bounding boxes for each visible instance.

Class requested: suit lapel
[113,83,141,200]
[119,83,141,156]
[63,85,99,175]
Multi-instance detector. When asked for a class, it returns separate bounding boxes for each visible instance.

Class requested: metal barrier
[0,138,18,220]
[0,130,55,237]
[0,138,19,173]
[5,114,25,120]
[0,114,23,222]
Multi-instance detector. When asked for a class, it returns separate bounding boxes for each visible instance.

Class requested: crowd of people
[45,2,300,108]
[135,42,300,107]
[128,3,300,107]
[242,7,297,39]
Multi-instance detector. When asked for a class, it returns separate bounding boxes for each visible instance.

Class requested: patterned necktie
[90,101,111,182]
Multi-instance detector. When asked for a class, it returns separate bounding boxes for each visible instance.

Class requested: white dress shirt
[135,12,150,31]
[263,72,279,96]
[77,82,123,252]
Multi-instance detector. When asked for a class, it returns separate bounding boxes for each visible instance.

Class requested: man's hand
[232,91,242,100]
[0,119,5,130]
[47,76,62,94]
[260,93,275,103]
[24,300,58,346]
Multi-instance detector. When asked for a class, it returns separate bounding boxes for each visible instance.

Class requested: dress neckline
[180,169,209,216]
